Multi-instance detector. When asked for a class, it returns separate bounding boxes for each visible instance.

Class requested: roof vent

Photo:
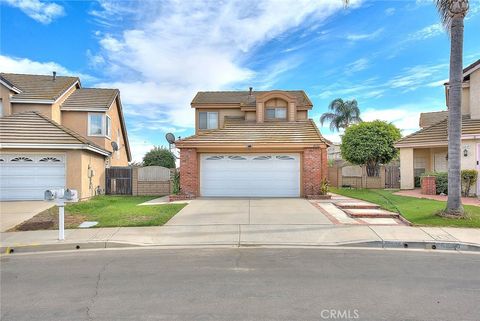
[52,71,57,81]
[249,87,253,96]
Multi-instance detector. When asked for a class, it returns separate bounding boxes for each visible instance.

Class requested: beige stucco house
[0,72,131,200]
[395,59,480,195]
[175,89,330,198]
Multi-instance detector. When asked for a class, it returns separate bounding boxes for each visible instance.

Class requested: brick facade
[421,176,436,195]
[303,147,324,196]
[179,148,199,196]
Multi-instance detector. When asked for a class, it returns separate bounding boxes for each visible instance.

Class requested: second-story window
[199,111,218,130]
[88,113,112,137]
[266,107,287,120]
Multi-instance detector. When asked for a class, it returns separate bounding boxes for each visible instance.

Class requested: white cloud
[387,63,448,91]
[4,0,64,24]
[384,7,395,16]
[409,23,444,41]
[0,55,95,81]
[90,0,363,139]
[346,58,369,73]
[346,28,383,41]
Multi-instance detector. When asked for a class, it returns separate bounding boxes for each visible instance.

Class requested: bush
[422,172,448,195]
[414,176,421,188]
[172,171,181,195]
[461,169,478,197]
[320,178,329,195]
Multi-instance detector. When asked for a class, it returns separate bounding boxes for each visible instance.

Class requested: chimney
[52,71,57,81]
[249,87,253,96]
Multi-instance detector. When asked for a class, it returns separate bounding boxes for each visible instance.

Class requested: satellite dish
[165,133,176,144]
[111,141,119,151]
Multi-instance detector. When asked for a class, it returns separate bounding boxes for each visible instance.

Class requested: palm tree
[436,0,469,215]
[320,98,362,132]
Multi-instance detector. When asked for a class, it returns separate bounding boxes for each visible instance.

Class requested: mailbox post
[58,199,65,240]
[45,189,77,241]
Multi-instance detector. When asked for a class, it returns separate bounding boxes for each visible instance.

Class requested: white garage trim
[0,153,67,201]
[200,153,300,197]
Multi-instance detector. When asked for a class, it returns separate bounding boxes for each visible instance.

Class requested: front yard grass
[13,196,187,231]
[330,188,480,228]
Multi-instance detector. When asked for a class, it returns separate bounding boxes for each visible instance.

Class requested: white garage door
[200,154,300,197]
[0,154,66,201]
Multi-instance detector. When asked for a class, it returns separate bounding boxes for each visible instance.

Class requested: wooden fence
[106,167,132,195]
[132,166,173,196]
[328,161,400,189]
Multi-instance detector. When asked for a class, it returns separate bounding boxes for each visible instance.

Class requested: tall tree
[320,98,362,132]
[436,0,469,215]
[143,146,176,168]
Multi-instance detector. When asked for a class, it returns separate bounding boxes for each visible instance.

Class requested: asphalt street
[1,248,479,321]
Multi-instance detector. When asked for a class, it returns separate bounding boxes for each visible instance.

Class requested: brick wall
[303,147,324,196]
[421,176,436,195]
[179,148,198,196]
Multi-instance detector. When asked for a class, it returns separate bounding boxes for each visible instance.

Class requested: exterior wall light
[464,148,468,157]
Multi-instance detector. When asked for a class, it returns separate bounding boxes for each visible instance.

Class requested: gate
[385,164,400,188]
[106,167,132,195]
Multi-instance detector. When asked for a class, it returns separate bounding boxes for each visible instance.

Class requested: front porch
[399,146,448,190]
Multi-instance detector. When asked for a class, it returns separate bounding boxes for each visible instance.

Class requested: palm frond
[320,112,337,125]
[436,0,470,30]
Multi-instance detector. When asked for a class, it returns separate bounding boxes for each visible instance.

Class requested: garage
[200,153,300,197]
[0,154,66,201]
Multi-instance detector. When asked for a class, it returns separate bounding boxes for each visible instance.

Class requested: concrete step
[343,208,400,219]
[335,202,380,210]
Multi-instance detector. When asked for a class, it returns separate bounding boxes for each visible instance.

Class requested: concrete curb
[2,239,480,254]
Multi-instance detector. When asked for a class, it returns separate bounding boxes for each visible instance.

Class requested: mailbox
[44,190,55,201]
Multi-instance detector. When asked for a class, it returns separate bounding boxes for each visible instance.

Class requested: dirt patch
[11,206,87,232]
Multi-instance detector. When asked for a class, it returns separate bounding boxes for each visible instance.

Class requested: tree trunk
[446,15,464,214]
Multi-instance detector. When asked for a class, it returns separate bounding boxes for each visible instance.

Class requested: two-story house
[0,72,131,200]
[175,89,330,197]
[395,59,480,195]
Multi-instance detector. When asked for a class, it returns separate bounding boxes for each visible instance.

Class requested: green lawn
[63,196,187,228]
[330,188,480,228]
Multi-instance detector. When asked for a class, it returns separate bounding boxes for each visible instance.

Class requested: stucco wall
[11,103,53,119]
[470,69,480,119]
[400,147,414,189]
[0,83,13,116]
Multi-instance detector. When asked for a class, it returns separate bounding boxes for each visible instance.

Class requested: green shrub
[414,176,421,188]
[461,169,478,197]
[320,178,329,195]
[172,171,181,195]
[422,172,448,195]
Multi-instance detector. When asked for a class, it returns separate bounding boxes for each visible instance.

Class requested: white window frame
[0,99,3,117]
[199,111,219,130]
[88,112,111,138]
[106,115,112,139]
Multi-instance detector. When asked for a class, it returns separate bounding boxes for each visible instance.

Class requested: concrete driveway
[166,198,333,226]
[0,201,54,232]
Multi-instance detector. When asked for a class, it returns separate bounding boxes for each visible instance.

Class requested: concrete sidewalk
[2,224,480,253]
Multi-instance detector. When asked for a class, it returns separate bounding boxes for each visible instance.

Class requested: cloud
[90,0,363,135]
[346,28,383,41]
[386,63,448,91]
[4,0,65,24]
[346,58,369,73]
[409,23,444,41]
[384,7,395,16]
[0,55,95,81]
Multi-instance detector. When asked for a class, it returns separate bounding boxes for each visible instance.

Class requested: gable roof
[419,111,448,128]
[191,90,313,108]
[0,111,110,156]
[176,118,330,148]
[395,115,480,148]
[0,73,79,102]
[61,88,119,111]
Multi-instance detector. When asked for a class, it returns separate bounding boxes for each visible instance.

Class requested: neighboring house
[327,143,342,161]
[395,59,480,195]
[0,72,131,200]
[175,89,330,197]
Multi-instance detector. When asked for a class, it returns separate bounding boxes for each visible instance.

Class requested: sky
[1,0,479,162]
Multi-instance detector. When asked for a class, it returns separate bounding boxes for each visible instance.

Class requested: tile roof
[176,118,330,148]
[419,111,448,128]
[0,111,110,155]
[191,91,313,108]
[61,88,119,111]
[395,115,480,148]
[0,73,79,101]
